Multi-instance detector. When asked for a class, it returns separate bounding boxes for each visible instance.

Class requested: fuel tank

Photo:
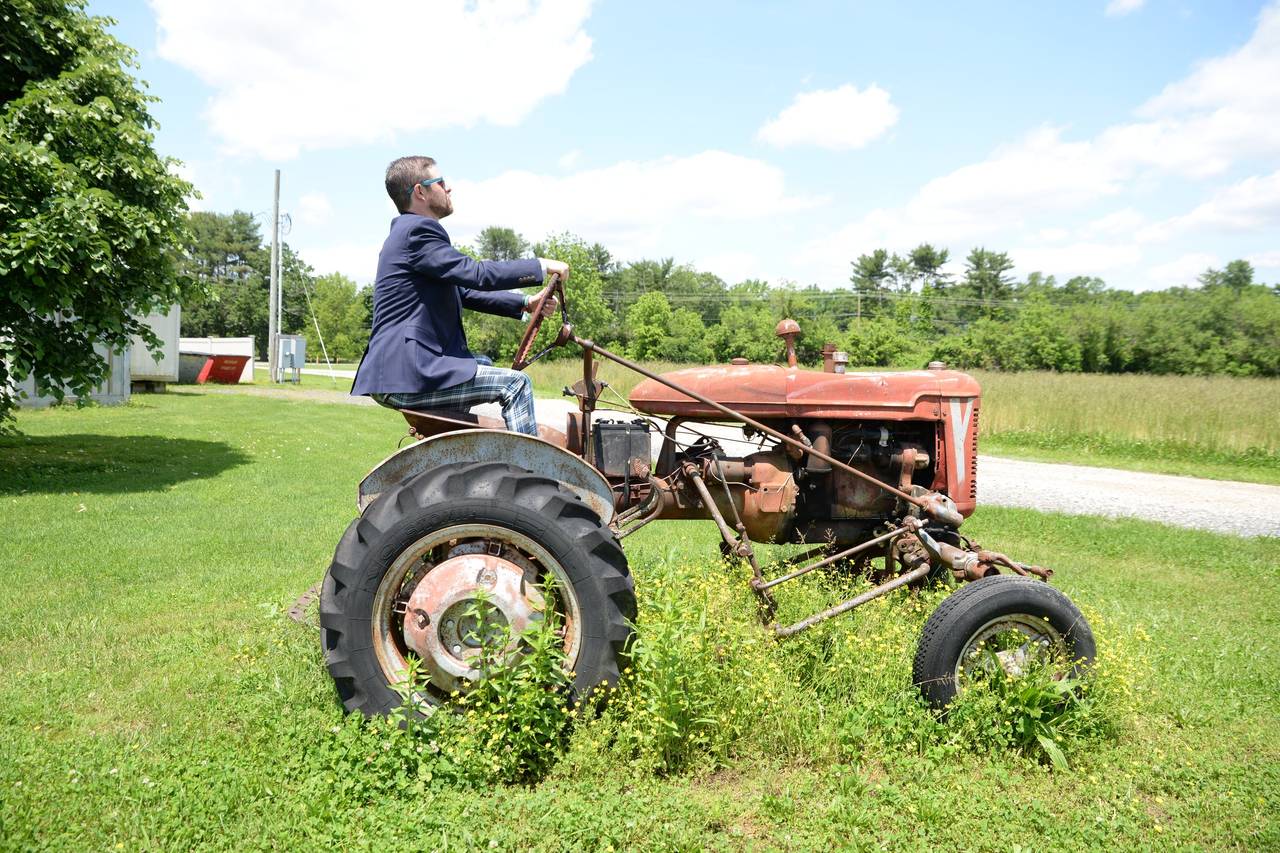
[628,364,980,421]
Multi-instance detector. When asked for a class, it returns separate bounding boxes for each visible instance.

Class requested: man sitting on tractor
[350,155,564,435]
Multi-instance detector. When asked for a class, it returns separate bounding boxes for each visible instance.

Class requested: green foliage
[963,247,1016,319]
[0,0,194,426]
[386,601,573,786]
[300,273,369,362]
[842,317,925,367]
[625,292,712,362]
[527,232,615,351]
[475,225,529,261]
[707,303,784,363]
[178,210,266,341]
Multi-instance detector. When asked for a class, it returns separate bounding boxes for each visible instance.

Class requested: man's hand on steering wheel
[525,283,559,319]
[524,258,568,317]
[512,260,570,370]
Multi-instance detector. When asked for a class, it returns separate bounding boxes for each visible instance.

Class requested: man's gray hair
[385,156,437,213]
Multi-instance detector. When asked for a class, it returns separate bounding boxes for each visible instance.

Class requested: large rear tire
[320,461,636,718]
[913,575,1095,710]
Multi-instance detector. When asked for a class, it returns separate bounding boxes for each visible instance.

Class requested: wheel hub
[401,552,545,693]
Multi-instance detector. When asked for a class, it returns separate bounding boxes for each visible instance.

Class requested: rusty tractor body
[318,277,1095,718]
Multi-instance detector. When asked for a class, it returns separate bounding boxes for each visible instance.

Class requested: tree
[300,273,369,362]
[1199,259,1254,292]
[0,0,194,426]
[626,291,673,361]
[475,226,529,261]
[963,247,1016,318]
[179,211,267,341]
[624,292,712,362]
[908,243,951,289]
[850,249,897,318]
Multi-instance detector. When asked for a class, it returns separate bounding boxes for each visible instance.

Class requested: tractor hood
[629,363,980,421]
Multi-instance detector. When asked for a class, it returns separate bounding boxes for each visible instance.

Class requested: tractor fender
[358,429,615,525]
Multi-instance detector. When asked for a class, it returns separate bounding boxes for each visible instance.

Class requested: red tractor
[318,278,1094,717]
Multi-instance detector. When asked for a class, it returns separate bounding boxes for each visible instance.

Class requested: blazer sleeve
[459,287,526,318]
[404,218,543,292]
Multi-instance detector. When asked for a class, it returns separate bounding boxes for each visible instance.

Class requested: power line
[599,288,1031,309]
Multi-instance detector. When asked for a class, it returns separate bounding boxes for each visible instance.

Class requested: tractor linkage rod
[755,524,911,593]
[773,564,932,638]
[572,338,963,528]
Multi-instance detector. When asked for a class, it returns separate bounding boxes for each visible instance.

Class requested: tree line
[180,216,1279,377]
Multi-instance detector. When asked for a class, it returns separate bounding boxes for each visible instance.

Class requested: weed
[386,599,574,786]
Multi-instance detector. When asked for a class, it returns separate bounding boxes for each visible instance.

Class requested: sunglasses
[414,176,447,197]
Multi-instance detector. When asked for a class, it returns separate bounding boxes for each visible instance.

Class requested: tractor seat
[398,407,568,448]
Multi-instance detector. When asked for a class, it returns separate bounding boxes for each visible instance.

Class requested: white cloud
[296,192,333,227]
[1147,252,1219,288]
[1105,0,1145,17]
[913,126,1127,218]
[693,251,763,285]
[445,150,822,258]
[1081,208,1147,237]
[757,84,899,150]
[1246,249,1280,269]
[558,149,581,169]
[296,241,382,284]
[1142,4,1280,117]
[1009,242,1143,278]
[169,161,207,211]
[1138,169,1280,242]
[150,0,595,159]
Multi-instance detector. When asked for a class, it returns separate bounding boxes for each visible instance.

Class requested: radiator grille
[968,404,980,500]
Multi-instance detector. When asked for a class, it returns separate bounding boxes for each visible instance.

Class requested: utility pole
[267,169,280,382]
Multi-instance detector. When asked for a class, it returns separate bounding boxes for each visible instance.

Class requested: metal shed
[130,306,182,388]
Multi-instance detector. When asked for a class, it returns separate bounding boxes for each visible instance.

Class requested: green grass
[249,367,355,393]
[971,370,1280,484]
[526,359,1280,483]
[1,391,1277,849]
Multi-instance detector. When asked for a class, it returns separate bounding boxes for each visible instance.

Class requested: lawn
[1,389,1276,849]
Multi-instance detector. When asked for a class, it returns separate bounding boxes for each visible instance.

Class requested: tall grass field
[525,361,1280,482]
[1,390,1276,849]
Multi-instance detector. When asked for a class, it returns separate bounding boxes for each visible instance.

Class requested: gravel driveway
[976,456,1278,538]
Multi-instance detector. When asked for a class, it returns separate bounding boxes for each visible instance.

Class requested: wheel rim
[954,613,1066,686]
[371,523,583,708]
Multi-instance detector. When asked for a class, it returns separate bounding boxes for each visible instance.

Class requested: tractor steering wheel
[512,272,567,371]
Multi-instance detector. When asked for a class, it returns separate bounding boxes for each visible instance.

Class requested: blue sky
[92,0,1280,291]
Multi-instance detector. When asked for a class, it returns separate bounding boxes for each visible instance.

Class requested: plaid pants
[373,362,539,436]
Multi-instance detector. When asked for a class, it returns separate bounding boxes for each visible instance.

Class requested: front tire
[913,575,1095,710]
[320,461,636,718]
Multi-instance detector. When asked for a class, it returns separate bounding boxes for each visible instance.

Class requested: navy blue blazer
[351,214,543,396]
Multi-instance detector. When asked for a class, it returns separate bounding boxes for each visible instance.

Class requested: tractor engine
[623,357,981,546]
